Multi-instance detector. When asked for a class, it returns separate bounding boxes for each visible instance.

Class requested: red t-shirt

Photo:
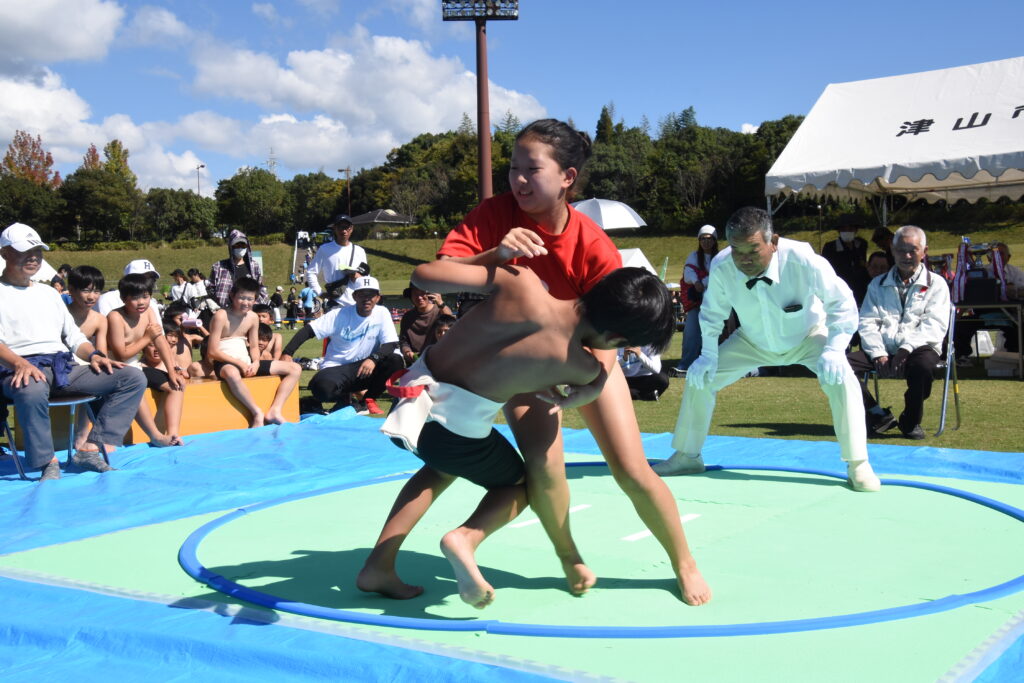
[439,193,622,300]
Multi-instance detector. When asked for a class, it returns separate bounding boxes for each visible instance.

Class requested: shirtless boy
[358,263,711,608]
[207,277,300,426]
[107,273,184,446]
[66,265,108,448]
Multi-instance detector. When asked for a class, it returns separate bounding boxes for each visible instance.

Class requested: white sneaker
[651,451,705,476]
[847,460,881,492]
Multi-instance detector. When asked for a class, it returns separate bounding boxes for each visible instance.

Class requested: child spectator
[52,277,72,304]
[168,269,188,303]
[252,304,283,359]
[257,323,277,361]
[163,322,204,379]
[270,285,285,329]
[66,265,108,449]
[207,277,301,426]
[421,313,457,354]
[106,273,184,446]
[164,299,208,348]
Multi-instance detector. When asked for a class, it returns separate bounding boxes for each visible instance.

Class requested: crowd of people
[3,115,1020,613]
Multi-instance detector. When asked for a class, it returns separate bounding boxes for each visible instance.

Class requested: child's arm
[270,333,282,360]
[92,312,109,355]
[243,313,260,377]
[412,260,515,296]
[535,352,609,414]
[153,333,183,390]
[106,311,159,361]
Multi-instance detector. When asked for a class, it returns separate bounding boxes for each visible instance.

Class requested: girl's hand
[496,228,548,262]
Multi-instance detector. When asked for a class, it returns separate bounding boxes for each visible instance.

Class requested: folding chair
[1,393,109,481]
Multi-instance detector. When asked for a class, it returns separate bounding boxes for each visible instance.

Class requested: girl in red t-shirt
[358,119,710,607]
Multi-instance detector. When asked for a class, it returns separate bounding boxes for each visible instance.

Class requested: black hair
[118,273,154,299]
[579,267,675,352]
[229,276,260,298]
[697,235,719,271]
[58,263,72,273]
[867,250,889,264]
[436,313,456,328]
[187,268,202,279]
[67,265,105,292]
[872,227,895,247]
[163,300,189,321]
[257,323,273,341]
[162,322,179,337]
[516,119,592,197]
[252,303,273,315]
[170,268,186,278]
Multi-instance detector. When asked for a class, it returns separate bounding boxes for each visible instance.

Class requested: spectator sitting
[252,305,282,359]
[52,277,72,305]
[432,313,456,343]
[1,223,147,480]
[399,282,453,366]
[257,323,277,361]
[871,227,896,271]
[162,321,203,380]
[847,225,950,440]
[207,277,300,427]
[281,276,403,416]
[97,259,162,318]
[618,345,669,401]
[987,242,1024,296]
[164,300,208,348]
[107,273,185,447]
[866,251,890,280]
[209,230,268,309]
[66,265,109,449]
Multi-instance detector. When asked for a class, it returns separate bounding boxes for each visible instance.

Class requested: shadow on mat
[566,465,841,488]
[173,547,685,622]
[722,422,837,438]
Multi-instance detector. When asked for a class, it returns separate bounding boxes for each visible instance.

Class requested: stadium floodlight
[441,1,519,21]
[440,1,519,200]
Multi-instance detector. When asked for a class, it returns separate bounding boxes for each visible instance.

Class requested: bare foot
[356,565,424,600]
[264,409,290,425]
[560,557,597,595]
[249,411,265,428]
[150,433,183,448]
[440,530,495,609]
[678,562,712,606]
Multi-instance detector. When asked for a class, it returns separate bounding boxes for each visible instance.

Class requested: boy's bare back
[420,266,601,403]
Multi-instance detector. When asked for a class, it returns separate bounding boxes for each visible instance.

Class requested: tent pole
[882,196,888,227]
[766,195,773,216]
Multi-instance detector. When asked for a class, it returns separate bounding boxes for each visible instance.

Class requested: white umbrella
[571,198,647,230]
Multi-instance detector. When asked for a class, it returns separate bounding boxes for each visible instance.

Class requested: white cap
[0,222,50,252]
[698,225,717,238]
[351,276,380,293]
[124,259,159,277]
[276,285,283,291]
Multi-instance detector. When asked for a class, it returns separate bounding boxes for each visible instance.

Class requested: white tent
[32,258,58,284]
[766,57,1024,211]
[618,248,657,275]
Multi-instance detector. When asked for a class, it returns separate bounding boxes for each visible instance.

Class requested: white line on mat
[510,504,591,528]
[621,514,701,542]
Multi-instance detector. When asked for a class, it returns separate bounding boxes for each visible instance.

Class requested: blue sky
[1,0,1021,196]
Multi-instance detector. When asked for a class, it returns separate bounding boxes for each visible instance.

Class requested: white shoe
[651,451,705,476]
[847,460,881,492]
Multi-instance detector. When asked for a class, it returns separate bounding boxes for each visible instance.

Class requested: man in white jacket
[847,226,950,440]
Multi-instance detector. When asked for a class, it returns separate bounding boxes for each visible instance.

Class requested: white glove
[816,349,848,385]
[685,354,718,390]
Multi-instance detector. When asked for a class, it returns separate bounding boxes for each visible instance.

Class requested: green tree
[0,175,63,238]
[495,110,521,135]
[82,144,102,170]
[285,171,344,238]
[144,188,217,240]
[2,130,61,188]
[215,167,288,236]
[103,139,138,188]
[58,167,144,242]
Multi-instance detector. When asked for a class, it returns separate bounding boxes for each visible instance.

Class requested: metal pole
[475,18,493,201]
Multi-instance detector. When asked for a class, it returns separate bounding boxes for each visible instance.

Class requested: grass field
[25,227,1024,456]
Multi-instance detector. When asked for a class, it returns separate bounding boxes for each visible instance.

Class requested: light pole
[337,167,352,216]
[196,163,205,195]
[442,1,518,202]
[817,204,823,251]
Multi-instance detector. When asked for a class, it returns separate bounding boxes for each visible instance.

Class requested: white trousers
[672,330,868,463]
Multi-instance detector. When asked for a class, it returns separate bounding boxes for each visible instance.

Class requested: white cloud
[741,123,759,134]
[384,0,438,32]
[122,6,192,46]
[296,0,339,16]
[252,3,292,27]
[191,25,545,144]
[0,0,124,74]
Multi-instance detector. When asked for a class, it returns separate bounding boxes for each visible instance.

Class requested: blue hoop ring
[178,464,1024,638]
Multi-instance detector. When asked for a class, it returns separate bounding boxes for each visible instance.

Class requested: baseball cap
[276,285,284,291]
[698,225,717,238]
[124,259,159,277]
[0,223,50,252]
[351,276,380,293]
[327,214,354,227]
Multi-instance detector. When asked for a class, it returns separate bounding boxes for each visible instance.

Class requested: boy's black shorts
[141,366,170,389]
[213,359,273,379]
[415,420,525,490]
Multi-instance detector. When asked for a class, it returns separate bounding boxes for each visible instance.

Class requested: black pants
[308,354,404,408]
[847,347,940,427]
[625,372,669,400]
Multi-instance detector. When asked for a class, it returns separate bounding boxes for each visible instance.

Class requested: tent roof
[350,209,414,225]
[765,57,1024,204]
[618,248,657,276]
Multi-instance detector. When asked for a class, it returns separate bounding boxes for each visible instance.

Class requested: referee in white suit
[654,207,881,492]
